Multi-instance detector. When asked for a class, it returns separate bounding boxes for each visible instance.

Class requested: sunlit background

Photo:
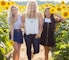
[2,0,69,3]
[0,0,69,18]
[0,0,69,60]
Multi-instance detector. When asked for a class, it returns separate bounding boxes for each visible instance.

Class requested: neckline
[45,18,50,19]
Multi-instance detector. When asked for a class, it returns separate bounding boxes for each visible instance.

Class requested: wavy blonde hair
[26,1,38,18]
[8,5,18,27]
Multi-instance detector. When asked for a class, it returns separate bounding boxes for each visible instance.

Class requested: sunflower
[61,4,67,10]
[4,5,9,10]
[62,11,69,18]
[2,2,11,10]
[56,7,62,12]
[0,1,7,7]
[50,7,56,14]
[7,2,12,6]
[61,0,65,4]
[10,40,14,46]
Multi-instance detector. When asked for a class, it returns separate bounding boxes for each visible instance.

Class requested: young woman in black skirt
[8,6,23,60]
[40,7,65,60]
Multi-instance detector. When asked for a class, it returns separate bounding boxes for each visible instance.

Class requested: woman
[40,7,65,60]
[21,1,43,60]
[8,5,23,60]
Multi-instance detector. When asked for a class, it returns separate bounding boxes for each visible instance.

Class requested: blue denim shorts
[10,29,23,44]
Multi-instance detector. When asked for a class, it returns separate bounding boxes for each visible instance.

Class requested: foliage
[0,11,13,60]
[53,20,69,60]
[0,0,69,60]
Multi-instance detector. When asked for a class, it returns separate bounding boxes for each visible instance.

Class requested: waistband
[24,34,36,36]
[14,29,22,32]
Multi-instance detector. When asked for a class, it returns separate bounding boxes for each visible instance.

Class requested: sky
[5,0,69,3]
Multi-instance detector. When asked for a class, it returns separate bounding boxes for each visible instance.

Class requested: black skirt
[40,23,55,47]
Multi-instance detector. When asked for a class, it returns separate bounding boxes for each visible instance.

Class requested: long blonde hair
[8,5,18,27]
[26,1,38,18]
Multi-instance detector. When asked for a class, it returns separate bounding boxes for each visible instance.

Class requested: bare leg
[13,42,21,60]
[44,46,50,60]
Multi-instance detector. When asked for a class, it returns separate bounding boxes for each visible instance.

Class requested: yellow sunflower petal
[62,11,69,18]
[50,7,56,14]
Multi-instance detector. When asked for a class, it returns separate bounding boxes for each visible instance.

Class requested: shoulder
[21,12,27,22]
[37,12,43,19]
[37,12,42,16]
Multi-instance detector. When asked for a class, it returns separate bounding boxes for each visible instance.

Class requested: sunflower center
[6,7,9,10]
[1,1,6,6]
[45,5,48,7]
[57,8,61,11]
[52,9,54,12]
[63,6,65,9]
[8,2,10,5]
[61,1,65,4]
[64,12,68,16]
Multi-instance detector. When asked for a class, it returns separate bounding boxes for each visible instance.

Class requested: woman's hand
[54,14,65,22]
[35,33,41,38]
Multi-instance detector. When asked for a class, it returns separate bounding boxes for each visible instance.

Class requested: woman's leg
[44,46,50,60]
[33,38,40,54]
[24,35,32,60]
[31,38,40,58]
[13,42,21,60]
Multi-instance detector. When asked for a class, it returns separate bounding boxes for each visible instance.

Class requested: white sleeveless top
[8,15,21,29]
[45,18,51,23]
[24,17,39,35]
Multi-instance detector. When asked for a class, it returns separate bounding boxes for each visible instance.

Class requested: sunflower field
[0,11,14,60]
[0,0,69,60]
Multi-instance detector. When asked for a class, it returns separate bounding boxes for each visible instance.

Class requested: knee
[14,48,20,53]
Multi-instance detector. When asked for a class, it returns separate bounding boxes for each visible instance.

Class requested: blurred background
[0,0,69,60]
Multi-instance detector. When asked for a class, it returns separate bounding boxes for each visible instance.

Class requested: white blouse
[24,17,39,35]
[8,15,21,29]
[45,18,51,23]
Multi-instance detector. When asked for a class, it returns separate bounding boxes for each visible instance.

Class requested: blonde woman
[8,6,23,60]
[21,1,43,60]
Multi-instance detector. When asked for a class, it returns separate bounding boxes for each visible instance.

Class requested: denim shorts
[9,29,23,44]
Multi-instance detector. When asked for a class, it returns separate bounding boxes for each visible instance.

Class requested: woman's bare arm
[35,12,43,38]
[38,12,43,35]
[10,25,14,40]
[21,13,26,32]
[54,14,65,22]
